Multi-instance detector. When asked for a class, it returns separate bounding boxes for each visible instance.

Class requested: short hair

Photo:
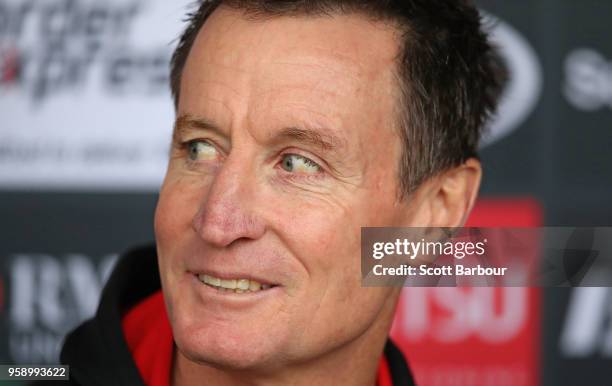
[170,0,506,197]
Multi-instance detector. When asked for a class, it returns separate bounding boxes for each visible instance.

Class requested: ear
[426,158,482,227]
[394,158,481,228]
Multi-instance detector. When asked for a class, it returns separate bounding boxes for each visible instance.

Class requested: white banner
[0,0,191,190]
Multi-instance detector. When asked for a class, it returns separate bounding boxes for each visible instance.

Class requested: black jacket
[34,245,416,386]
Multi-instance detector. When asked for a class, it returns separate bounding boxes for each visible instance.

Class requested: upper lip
[189,269,279,286]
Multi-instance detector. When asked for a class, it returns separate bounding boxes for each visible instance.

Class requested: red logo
[391,198,542,386]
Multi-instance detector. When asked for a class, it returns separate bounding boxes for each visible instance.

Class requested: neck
[172,291,400,386]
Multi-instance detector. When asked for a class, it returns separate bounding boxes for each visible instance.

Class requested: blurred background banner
[395,200,543,386]
[1,1,611,386]
[0,0,186,190]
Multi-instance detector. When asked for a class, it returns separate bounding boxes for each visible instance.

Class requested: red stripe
[377,354,393,386]
[122,291,173,386]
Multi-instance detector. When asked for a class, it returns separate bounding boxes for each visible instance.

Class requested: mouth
[196,273,278,294]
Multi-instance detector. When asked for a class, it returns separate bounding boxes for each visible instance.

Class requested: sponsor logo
[392,287,538,386]
[389,200,542,386]
[480,13,543,147]
[0,0,167,103]
[0,0,189,190]
[7,253,116,363]
[563,48,612,111]
[395,287,528,343]
[560,287,612,358]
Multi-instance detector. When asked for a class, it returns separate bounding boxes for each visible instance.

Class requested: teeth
[209,276,221,287]
[249,281,261,291]
[198,274,270,293]
[220,279,237,289]
[236,279,250,290]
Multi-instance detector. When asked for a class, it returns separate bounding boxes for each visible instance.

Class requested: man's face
[155,7,419,370]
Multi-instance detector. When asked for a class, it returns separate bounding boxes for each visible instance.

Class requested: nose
[192,155,266,248]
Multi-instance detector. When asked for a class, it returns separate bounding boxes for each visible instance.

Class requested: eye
[187,140,218,161]
[280,154,321,174]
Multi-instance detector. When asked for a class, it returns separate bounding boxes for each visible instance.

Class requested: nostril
[226,236,254,248]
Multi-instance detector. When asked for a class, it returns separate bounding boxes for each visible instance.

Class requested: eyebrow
[173,114,346,154]
[274,126,345,153]
[173,115,224,141]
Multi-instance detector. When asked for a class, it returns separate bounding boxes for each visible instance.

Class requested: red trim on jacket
[122,291,173,386]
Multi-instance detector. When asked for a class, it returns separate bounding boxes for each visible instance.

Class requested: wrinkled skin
[155,6,481,386]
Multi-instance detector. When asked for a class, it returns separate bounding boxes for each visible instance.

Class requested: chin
[172,317,286,371]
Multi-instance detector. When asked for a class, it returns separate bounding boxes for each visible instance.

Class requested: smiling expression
[155,6,422,371]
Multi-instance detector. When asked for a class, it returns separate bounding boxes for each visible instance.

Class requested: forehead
[178,6,402,158]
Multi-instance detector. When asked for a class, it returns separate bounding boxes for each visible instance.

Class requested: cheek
[155,186,182,249]
[269,183,398,284]
[271,182,399,302]
[278,209,394,352]
[277,199,362,294]
[155,176,204,252]
[155,176,209,313]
